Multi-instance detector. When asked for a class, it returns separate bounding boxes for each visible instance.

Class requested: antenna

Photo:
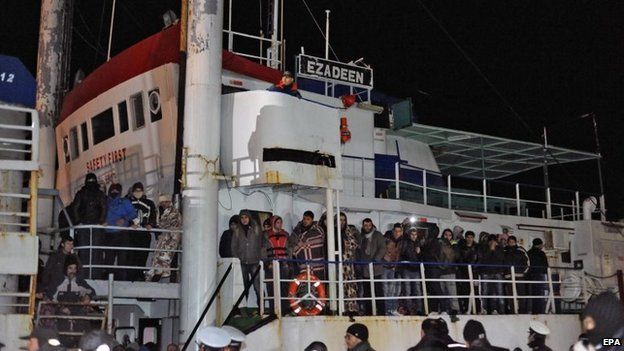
[106,0,117,61]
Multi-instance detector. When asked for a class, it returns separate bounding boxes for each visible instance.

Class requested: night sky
[3,0,624,219]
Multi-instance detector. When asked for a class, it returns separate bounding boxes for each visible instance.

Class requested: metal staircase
[0,104,41,349]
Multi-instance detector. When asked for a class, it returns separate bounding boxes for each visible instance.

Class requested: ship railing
[259,259,591,317]
[59,225,182,281]
[0,104,39,171]
[341,155,603,221]
[35,300,109,346]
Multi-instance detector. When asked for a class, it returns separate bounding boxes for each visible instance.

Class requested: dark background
[2,0,623,219]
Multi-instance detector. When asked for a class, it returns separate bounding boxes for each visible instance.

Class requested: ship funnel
[582,196,597,220]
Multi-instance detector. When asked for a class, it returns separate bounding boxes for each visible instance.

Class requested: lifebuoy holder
[288,272,327,316]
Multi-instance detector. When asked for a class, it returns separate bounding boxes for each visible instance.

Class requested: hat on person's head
[282,71,293,78]
[229,215,240,225]
[346,323,369,341]
[532,238,543,246]
[108,183,122,195]
[221,325,246,344]
[529,320,550,336]
[79,330,119,351]
[452,225,464,237]
[196,326,231,348]
[304,341,328,351]
[131,182,144,192]
[239,209,252,218]
[487,234,498,243]
[20,327,62,348]
[85,173,98,184]
[463,319,487,343]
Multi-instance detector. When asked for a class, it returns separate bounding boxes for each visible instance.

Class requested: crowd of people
[219,209,552,316]
[56,172,182,282]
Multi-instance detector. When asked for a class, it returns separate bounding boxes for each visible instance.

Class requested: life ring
[288,272,327,316]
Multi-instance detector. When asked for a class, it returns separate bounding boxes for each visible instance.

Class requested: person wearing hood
[127,182,158,281]
[263,215,292,314]
[526,321,552,351]
[463,320,509,351]
[408,318,467,351]
[267,71,302,98]
[399,224,424,315]
[357,218,385,315]
[336,212,361,316]
[105,183,138,280]
[570,292,624,351]
[232,209,264,307]
[71,173,107,276]
[439,228,460,315]
[382,223,404,316]
[219,215,239,258]
[288,210,326,279]
[345,323,376,351]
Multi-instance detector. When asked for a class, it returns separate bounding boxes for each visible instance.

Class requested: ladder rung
[0,222,31,227]
[0,211,30,217]
[0,137,32,145]
[0,231,32,236]
[39,315,106,320]
[0,123,34,131]
[0,192,31,199]
[0,147,31,154]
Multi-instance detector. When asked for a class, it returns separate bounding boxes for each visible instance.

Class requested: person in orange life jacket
[263,215,292,315]
[127,182,157,281]
[267,71,302,98]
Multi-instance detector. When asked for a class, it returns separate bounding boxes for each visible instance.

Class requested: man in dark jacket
[105,183,137,281]
[477,235,505,314]
[400,224,424,315]
[39,235,78,296]
[127,182,157,281]
[574,292,624,351]
[408,318,466,351]
[463,320,509,351]
[267,71,302,98]
[457,231,478,313]
[358,218,386,315]
[439,228,460,314]
[502,235,529,313]
[231,209,264,307]
[527,238,549,314]
[219,215,239,258]
[72,173,107,278]
[420,222,443,313]
[382,223,403,315]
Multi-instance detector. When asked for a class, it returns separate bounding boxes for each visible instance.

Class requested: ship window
[130,92,145,129]
[62,136,70,163]
[118,100,129,133]
[92,108,115,145]
[69,127,80,160]
[80,122,89,151]
[148,88,162,122]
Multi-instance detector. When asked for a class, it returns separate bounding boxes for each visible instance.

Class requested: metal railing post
[89,227,93,279]
[546,187,552,219]
[259,260,265,316]
[572,200,576,220]
[516,183,521,216]
[107,273,114,334]
[422,170,428,205]
[547,267,556,313]
[599,195,606,221]
[447,175,452,209]
[419,263,429,315]
[468,265,477,315]
[510,266,518,314]
[368,262,377,316]
[482,179,488,212]
[272,260,281,317]
[227,0,234,50]
[575,191,581,219]
[394,162,400,199]
[361,157,365,197]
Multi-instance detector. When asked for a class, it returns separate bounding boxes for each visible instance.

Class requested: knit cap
[463,320,487,343]
[346,323,369,341]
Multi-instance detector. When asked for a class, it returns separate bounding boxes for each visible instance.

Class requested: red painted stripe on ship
[59,23,282,124]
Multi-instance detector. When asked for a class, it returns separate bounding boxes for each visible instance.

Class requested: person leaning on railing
[457,231,479,314]
[477,234,505,315]
[127,182,158,281]
[439,228,460,315]
[399,224,424,316]
[527,238,549,314]
[357,218,385,316]
[231,209,264,307]
[104,183,138,281]
[420,222,444,313]
[502,235,530,314]
[145,194,182,282]
[381,223,404,316]
[333,212,361,316]
[288,210,326,280]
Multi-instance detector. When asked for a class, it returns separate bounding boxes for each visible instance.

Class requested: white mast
[179,0,224,341]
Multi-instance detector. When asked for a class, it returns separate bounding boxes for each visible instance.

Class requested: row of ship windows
[63,88,162,163]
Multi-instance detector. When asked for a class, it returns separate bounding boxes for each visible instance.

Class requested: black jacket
[72,185,107,225]
[128,195,158,227]
[422,238,443,274]
[219,229,234,258]
[467,339,509,351]
[408,334,467,351]
[503,245,529,278]
[477,246,505,275]
[439,238,458,273]
[39,249,80,293]
[400,238,423,271]
[458,242,479,265]
[527,247,548,276]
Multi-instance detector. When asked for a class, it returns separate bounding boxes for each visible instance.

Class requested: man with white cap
[20,327,64,351]
[196,326,231,351]
[527,320,552,351]
[221,325,246,351]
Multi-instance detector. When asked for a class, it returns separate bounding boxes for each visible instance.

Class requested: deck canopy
[389,123,599,179]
